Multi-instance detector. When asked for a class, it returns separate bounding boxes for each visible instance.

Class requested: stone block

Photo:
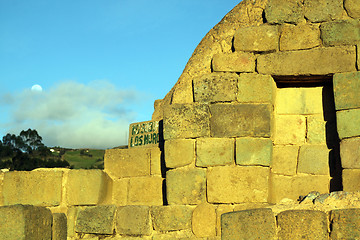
[307,115,327,144]
[341,137,360,168]
[236,137,272,166]
[221,208,276,240]
[297,145,330,175]
[343,169,360,191]
[152,230,195,240]
[280,23,321,51]
[234,25,279,52]
[151,205,193,231]
[166,167,206,205]
[265,0,304,24]
[277,210,328,240]
[330,208,360,239]
[271,145,299,176]
[274,115,306,145]
[337,108,360,139]
[104,148,150,179]
[2,170,63,206]
[257,46,356,75]
[304,0,345,22]
[53,213,67,240]
[116,206,151,236]
[150,147,162,176]
[0,205,52,240]
[333,71,360,111]
[192,203,216,238]
[237,73,276,103]
[212,52,255,73]
[210,103,272,138]
[321,20,360,46]
[112,178,128,206]
[207,166,269,203]
[163,103,210,140]
[165,139,195,168]
[196,138,234,167]
[216,205,233,236]
[345,0,360,18]
[128,176,163,206]
[75,205,116,234]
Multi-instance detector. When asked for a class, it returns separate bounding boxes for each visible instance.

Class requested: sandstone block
[330,208,360,239]
[192,203,216,238]
[297,145,330,175]
[304,0,345,22]
[334,71,360,111]
[150,147,162,176]
[274,115,306,145]
[210,103,272,138]
[207,166,269,203]
[216,205,233,236]
[265,0,303,24]
[257,46,356,75]
[236,137,272,166]
[343,169,360,191]
[75,205,116,234]
[280,23,321,51]
[128,176,163,206]
[196,138,234,167]
[151,205,193,232]
[321,20,360,46]
[271,145,299,176]
[341,137,360,168]
[212,52,255,72]
[53,213,67,240]
[165,139,195,168]
[116,206,151,236]
[112,178,128,206]
[277,210,328,240]
[166,168,206,205]
[163,103,210,140]
[237,73,276,103]
[0,205,52,240]
[104,148,150,179]
[336,108,360,139]
[221,208,276,240]
[307,115,327,144]
[345,0,360,18]
[152,230,195,240]
[2,170,63,206]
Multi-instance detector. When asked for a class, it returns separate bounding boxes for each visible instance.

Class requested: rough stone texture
[163,103,210,140]
[207,166,269,203]
[358,45,360,70]
[150,147,162,176]
[274,115,306,145]
[236,137,272,166]
[165,139,195,168]
[280,23,321,51]
[52,213,67,240]
[343,169,360,191]
[321,20,360,46]
[0,205,52,240]
[271,145,299,176]
[234,25,279,52]
[257,46,356,75]
[75,205,116,234]
[304,0,345,22]
[66,206,81,238]
[192,203,216,238]
[337,108,360,139]
[196,138,234,167]
[152,230,195,240]
[104,148,150,179]
[116,206,151,236]
[2,170,63,206]
[265,0,304,24]
[112,178,128,206]
[331,208,360,240]
[221,208,276,240]
[212,52,255,72]
[216,205,233,236]
[345,0,360,18]
[128,176,163,206]
[297,144,330,175]
[341,137,360,168]
[167,167,206,205]
[151,205,193,232]
[333,71,360,111]
[307,115,327,144]
[210,103,272,138]
[237,73,276,103]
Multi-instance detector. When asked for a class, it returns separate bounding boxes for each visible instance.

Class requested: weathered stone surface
[151,205,193,231]
[258,46,356,75]
[196,138,234,167]
[112,178,128,206]
[53,213,67,240]
[116,206,151,236]
[358,44,359,69]
[343,169,360,191]
[341,137,360,168]
[128,176,163,206]
[210,103,272,138]
[265,0,304,24]
[192,203,216,238]
[304,0,345,22]
[150,147,162,176]
[216,205,233,236]
[212,52,255,72]
[163,103,210,140]
[274,115,306,145]
[207,166,269,203]
[280,23,321,51]
[345,0,360,18]
[321,20,360,46]
[104,148,150,178]
[277,210,328,240]
[2,170,63,206]
[0,205,52,240]
[75,205,116,234]
[307,115,327,144]
[298,145,330,175]
[221,208,276,240]
[271,145,299,176]
[165,139,195,168]
[236,137,272,166]
[334,71,360,110]
[152,229,195,240]
[234,25,279,52]
[237,73,276,103]
[337,108,360,139]
[167,167,206,205]
[67,206,81,238]
[331,208,360,239]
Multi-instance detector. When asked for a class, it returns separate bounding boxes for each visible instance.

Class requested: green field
[63,149,105,169]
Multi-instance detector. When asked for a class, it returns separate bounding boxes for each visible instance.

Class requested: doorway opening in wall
[274,75,342,192]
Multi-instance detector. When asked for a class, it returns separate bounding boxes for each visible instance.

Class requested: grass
[63,149,105,169]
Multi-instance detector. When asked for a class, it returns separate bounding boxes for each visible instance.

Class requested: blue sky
[0,0,240,149]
